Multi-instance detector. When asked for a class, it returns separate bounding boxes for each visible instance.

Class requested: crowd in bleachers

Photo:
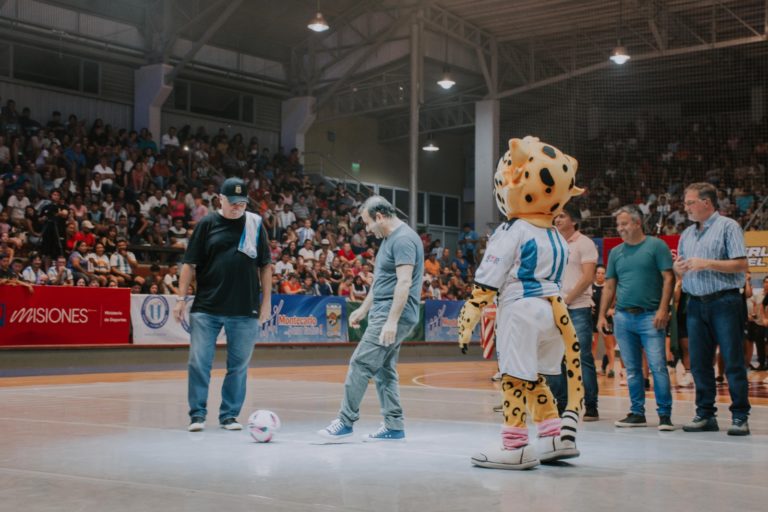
[0,97,486,299]
[575,115,768,237]
[5,98,768,298]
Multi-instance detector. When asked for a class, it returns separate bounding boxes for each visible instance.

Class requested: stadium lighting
[437,67,456,90]
[307,1,329,32]
[610,45,631,65]
[422,136,439,152]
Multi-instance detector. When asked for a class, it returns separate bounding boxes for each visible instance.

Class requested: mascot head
[494,136,584,228]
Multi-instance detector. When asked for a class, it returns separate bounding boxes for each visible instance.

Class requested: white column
[134,64,173,140]
[281,97,316,161]
[474,99,500,236]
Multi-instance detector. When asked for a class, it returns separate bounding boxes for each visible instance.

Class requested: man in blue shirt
[458,223,479,264]
[675,182,750,436]
[318,196,423,442]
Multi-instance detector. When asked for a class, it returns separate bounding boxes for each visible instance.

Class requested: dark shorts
[747,322,765,343]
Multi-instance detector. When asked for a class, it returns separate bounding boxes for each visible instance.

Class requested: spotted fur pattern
[458,283,496,352]
[500,374,559,430]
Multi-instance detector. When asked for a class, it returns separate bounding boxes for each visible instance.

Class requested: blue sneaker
[317,419,353,441]
[362,424,405,442]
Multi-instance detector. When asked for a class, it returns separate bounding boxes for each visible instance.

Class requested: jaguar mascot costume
[459,136,585,470]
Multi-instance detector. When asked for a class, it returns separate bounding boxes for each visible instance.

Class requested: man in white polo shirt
[547,202,600,420]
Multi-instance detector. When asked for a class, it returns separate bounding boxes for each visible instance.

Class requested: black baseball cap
[221,178,247,204]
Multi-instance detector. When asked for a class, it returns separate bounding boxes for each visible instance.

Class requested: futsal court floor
[1,360,766,512]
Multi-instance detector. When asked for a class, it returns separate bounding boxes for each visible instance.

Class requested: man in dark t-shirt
[174,178,272,432]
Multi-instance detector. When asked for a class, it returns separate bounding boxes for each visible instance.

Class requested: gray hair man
[318,195,424,442]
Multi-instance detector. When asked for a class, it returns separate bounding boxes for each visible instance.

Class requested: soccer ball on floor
[247,410,281,443]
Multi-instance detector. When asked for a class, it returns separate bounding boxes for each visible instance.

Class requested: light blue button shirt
[678,212,746,296]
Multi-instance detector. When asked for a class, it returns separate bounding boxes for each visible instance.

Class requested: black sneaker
[615,413,647,427]
[188,416,205,432]
[583,407,599,422]
[727,418,750,436]
[658,415,675,431]
[220,417,243,430]
[682,415,719,432]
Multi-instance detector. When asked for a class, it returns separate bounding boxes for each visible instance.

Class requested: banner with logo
[132,294,348,344]
[424,299,481,342]
[745,231,768,273]
[130,295,225,345]
[261,295,348,342]
[0,285,130,346]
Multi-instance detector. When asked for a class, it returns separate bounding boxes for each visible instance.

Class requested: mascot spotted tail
[459,136,584,470]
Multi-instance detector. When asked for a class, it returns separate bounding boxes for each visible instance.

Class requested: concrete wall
[305,116,469,197]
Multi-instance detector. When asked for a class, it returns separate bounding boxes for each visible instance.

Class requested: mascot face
[494,136,584,228]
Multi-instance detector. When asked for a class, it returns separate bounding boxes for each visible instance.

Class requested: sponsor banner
[602,234,680,264]
[425,299,481,342]
[131,295,225,345]
[261,295,348,342]
[131,294,348,345]
[0,285,130,346]
[745,231,768,273]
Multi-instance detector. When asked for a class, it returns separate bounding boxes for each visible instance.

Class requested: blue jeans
[338,309,417,431]
[188,312,260,421]
[686,291,750,421]
[613,310,672,417]
[545,307,599,411]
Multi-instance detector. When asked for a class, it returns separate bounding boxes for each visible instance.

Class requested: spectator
[21,252,48,284]
[47,255,74,285]
[109,238,145,287]
[86,242,111,285]
[424,252,440,278]
[349,275,368,302]
[458,224,479,264]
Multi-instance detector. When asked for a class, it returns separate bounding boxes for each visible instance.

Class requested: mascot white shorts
[496,296,565,381]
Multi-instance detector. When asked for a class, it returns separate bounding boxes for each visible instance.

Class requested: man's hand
[685,257,709,272]
[173,299,186,323]
[259,301,271,324]
[673,258,689,275]
[653,309,670,330]
[379,319,398,346]
[596,315,608,334]
[349,307,366,328]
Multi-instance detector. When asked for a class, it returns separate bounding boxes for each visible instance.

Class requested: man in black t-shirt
[174,178,272,433]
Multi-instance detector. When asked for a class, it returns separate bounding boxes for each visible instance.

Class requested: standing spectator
[296,218,315,246]
[174,177,272,432]
[597,205,674,431]
[675,182,751,436]
[277,204,296,236]
[458,223,479,264]
[39,189,69,264]
[547,203,599,420]
[318,196,423,442]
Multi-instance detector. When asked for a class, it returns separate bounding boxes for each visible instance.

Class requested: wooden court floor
[3,360,768,406]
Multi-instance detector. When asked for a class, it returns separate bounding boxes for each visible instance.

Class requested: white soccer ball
[247,410,281,443]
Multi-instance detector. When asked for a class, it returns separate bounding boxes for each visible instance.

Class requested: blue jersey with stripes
[474,219,568,302]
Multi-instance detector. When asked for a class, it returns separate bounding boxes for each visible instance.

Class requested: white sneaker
[538,436,580,463]
[471,444,540,470]
[220,418,242,430]
[188,417,205,432]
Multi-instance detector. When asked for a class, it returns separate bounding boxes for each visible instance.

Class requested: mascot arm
[458,283,497,353]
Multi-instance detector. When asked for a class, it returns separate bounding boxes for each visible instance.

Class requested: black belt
[620,307,655,314]
[689,288,740,303]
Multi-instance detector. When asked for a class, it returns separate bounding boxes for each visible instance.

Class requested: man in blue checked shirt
[675,182,751,436]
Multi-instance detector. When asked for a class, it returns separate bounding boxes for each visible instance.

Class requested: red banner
[602,234,680,265]
[0,285,131,346]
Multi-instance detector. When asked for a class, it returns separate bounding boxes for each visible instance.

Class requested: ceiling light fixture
[307,1,329,32]
[422,136,439,152]
[609,0,630,64]
[437,66,456,90]
[610,46,630,65]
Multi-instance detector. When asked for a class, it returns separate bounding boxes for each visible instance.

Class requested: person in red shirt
[72,220,97,250]
[337,242,356,265]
